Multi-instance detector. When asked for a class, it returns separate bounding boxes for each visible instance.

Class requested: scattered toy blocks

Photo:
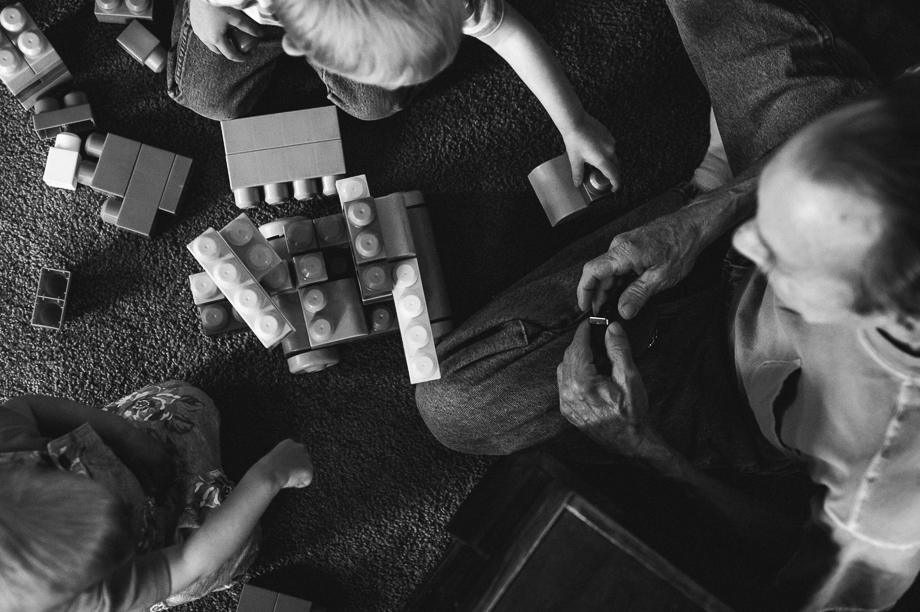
[0,3,72,110]
[237,585,312,612]
[32,91,95,139]
[81,132,193,237]
[188,228,295,349]
[391,259,440,383]
[43,132,82,190]
[220,106,345,208]
[31,267,71,330]
[528,152,612,226]
[116,20,165,73]
[95,0,153,24]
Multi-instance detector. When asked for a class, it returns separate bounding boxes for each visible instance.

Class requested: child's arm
[2,395,174,500]
[477,3,620,189]
[189,0,264,62]
[160,439,313,594]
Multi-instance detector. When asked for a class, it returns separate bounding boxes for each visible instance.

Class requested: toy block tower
[0,3,72,110]
[95,0,153,24]
[31,267,71,330]
[237,585,312,612]
[220,106,346,208]
[528,152,612,226]
[79,132,193,237]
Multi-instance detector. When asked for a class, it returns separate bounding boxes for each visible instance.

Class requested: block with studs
[391,258,440,383]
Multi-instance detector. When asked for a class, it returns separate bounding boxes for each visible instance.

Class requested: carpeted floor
[2,1,710,611]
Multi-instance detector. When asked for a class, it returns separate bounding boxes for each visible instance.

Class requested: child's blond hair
[0,468,133,612]
[275,0,466,89]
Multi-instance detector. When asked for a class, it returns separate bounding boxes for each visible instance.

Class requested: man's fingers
[618,274,659,320]
[605,322,637,381]
[215,35,247,61]
[562,320,593,378]
[577,250,636,311]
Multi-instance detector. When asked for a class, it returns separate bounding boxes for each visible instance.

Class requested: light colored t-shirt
[733,271,920,611]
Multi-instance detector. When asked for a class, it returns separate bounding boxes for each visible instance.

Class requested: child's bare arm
[478,3,620,189]
[160,439,314,594]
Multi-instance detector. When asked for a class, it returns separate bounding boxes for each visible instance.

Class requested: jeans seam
[170,6,193,101]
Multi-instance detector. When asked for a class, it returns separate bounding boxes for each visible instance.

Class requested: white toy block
[188,228,294,349]
[391,258,440,384]
[219,213,283,281]
[189,272,222,305]
[43,132,82,190]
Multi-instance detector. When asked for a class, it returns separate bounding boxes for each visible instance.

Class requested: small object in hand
[589,285,658,375]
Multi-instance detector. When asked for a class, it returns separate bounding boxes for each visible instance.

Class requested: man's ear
[282,34,306,56]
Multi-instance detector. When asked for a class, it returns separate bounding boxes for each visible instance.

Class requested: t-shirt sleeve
[64,552,173,612]
[0,401,47,452]
[462,0,505,38]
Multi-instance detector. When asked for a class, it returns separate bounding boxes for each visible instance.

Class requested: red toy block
[116,20,165,73]
[32,91,95,139]
[95,0,153,24]
[528,152,612,226]
[84,132,142,198]
[31,267,71,331]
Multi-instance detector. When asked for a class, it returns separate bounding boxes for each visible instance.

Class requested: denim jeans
[166,0,423,120]
[416,0,882,459]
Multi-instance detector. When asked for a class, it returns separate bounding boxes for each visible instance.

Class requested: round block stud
[235,287,264,314]
[406,323,430,349]
[308,317,335,342]
[100,198,121,225]
[346,201,374,227]
[0,49,23,75]
[33,97,60,114]
[322,175,343,197]
[398,294,424,318]
[288,347,340,374]
[224,221,254,246]
[286,220,315,253]
[84,132,107,158]
[191,235,224,262]
[17,31,45,58]
[297,254,324,282]
[585,168,612,197]
[254,312,284,341]
[393,263,418,287]
[263,183,291,205]
[34,301,63,328]
[315,216,345,244]
[234,187,261,209]
[127,0,151,14]
[246,244,276,273]
[63,91,89,107]
[411,354,436,379]
[214,261,243,286]
[354,232,380,259]
[370,306,394,332]
[361,264,387,291]
[190,274,219,302]
[200,304,228,331]
[261,264,289,292]
[338,178,367,201]
[0,6,25,33]
[54,132,82,153]
[76,160,96,186]
[302,288,326,313]
[96,0,120,10]
[293,178,319,201]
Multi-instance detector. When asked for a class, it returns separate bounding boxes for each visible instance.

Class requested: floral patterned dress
[0,380,260,610]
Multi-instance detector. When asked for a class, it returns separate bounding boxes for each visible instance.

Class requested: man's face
[732,132,885,326]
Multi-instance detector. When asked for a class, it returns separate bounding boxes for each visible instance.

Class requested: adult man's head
[733,77,920,331]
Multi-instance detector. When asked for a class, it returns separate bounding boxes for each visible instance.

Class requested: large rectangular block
[158,154,193,214]
[221,106,341,155]
[225,140,345,190]
[299,278,368,348]
[391,258,440,384]
[89,133,142,198]
[117,144,174,236]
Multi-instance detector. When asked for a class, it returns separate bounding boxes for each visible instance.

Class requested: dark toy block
[357,261,393,304]
[30,267,71,331]
[95,0,153,24]
[198,300,249,337]
[313,214,349,249]
[321,248,354,281]
[528,153,613,227]
[365,302,397,334]
[375,193,416,260]
[293,252,328,288]
[0,4,72,109]
[115,144,174,237]
[284,218,317,255]
[86,133,142,198]
[299,278,368,348]
[406,203,452,334]
[158,154,193,214]
[116,20,165,72]
[32,91,95,139]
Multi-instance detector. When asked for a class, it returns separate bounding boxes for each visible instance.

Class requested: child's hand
[562,112,621,191]
[189,0,263,62]
[256,439,314,490]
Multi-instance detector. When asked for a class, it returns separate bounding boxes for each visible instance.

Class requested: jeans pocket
[438,318,535,374]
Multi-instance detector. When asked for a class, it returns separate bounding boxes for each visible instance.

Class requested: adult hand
[577,207,703,317]
[561,111,621,191]
[558,320,660,458]
[256,439,314,490]
[116,427,176,504]
[190,0,263,62]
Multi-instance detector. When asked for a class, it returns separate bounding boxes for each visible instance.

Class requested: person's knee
[168,88,251,121]
[329,92,407,121]
[416,377,509,455]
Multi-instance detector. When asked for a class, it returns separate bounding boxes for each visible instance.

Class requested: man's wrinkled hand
[557,320,659,458]
[577,207,703,317]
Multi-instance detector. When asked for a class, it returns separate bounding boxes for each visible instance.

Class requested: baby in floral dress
[0,381,313,612]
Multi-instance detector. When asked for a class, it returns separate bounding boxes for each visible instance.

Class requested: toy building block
[32,91,95,139]
[260,261,295,294]
[391,259,440,384]
[374,193,416,260]
[221,107,345,208]
[275,290,341,373]
[189,272,222,305]
[321,247,354,281]
[219,214,283,281]
[403,192,453,340]
[365,302,396,334]
[116,20,166,73]
[81,132,193,237]
[188,229,295,349]
[293,252,328,288]
[357,261,392,304]
[0,3,72,110]
[336,175,387,264]
[313,214,349,249]
[198,299,249,337]
[528,152,612,226]
[95,0,153,24]
[299,279,368,348]
[237,585,312,612]
[31,267,71,330]
[43,132,82,190]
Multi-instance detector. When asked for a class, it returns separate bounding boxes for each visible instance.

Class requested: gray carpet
[0,1,712,610]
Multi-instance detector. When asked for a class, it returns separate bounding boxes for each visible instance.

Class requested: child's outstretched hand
[189,0,263,62]
[256,439,314,490]
[562,112,621,191]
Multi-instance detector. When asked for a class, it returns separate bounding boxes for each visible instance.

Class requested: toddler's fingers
[228,10,264,37]
[595,151,621,192]
[568,153,585,188]
[216,35,247,62]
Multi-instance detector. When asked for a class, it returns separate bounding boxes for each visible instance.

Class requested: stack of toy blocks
[528,152,613,226]
[32,91,95,139]
[78,132,193,237]
[0,3,72,110]
[187,214,295,349]
[236,585,312,612]
[94,0,153,24]
[220,106,346,208]
[31,267,71,331]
